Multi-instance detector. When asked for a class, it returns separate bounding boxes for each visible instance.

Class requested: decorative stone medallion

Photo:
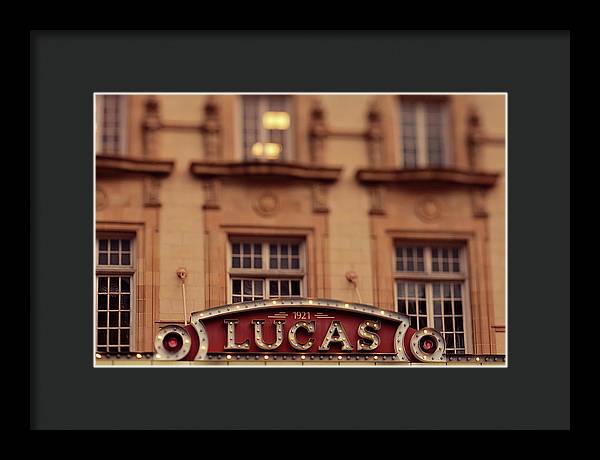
[415,196,441,222]
[253,192,280,217]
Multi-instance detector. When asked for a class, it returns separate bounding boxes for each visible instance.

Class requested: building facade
[94,93,506,364]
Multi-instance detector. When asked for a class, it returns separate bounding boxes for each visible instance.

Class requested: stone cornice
[96,155,175,177]
[355,167,499,188]
[189,161,343,183]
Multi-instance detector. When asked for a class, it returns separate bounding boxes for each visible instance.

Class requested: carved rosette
[415,196,442,222]
[252,191,280,217]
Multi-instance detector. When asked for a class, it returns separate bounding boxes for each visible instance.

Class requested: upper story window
[393,243,469,354]
[242,95,293,161]
[96,95,127,155]
[228,238,305,303]
[96,236,135,353]
[398,98,451,168]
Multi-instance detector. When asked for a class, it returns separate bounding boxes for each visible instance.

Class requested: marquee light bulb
[264,355,269,360]
[226,355,232,360]
[136,353,142,359]
[95,353,101,359]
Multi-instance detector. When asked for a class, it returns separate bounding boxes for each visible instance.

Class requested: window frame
[238,95,295,162]
[96,95,128,156]
[95,233,136,352]
[227,236,306,303]
[397,98,453,169]
[392,242,472,354]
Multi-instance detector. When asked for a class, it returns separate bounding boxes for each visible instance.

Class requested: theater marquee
[153,298,447,364]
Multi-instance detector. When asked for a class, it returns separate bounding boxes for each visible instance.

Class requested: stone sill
[96,155,175,177]
[355,167,499,188]
[189,160,343,183]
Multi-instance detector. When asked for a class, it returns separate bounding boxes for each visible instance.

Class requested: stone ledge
[355,167,499,188]
[96,155,175,177]
[190,160,343,183]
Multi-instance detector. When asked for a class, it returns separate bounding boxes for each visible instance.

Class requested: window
[242,95,293,161]
[394,244,469,354]
[97,95,127,155]
[229,239,304,303]
[398,98,451,168]
[96,236,134,352]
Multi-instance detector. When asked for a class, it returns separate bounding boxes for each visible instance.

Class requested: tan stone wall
[95,93,506,354]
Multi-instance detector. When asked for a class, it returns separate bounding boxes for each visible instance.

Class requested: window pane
[444,317,454,331]
[291,280,301,296]
[110,253,119,265]
[280,258,288,269]
[434,317,442,330]
[254,243,261,254]
[455,334,465,349]
[443,301,452,315]
[232,244,240,254]
[97,330,107,345]
[453,284,462,298]
[243,244,251,254]
[254,280,263,296]
[433,301,441,315]
[410,317,417,329]
[97,294,107,310]
[454,301,463,316]
[110,239,119,251]
[408,300,416,315]
[396,283,405,297]
[98,311,107,327]
[243,280,252,295]
[121,240,130,251]
[445,334,454,348]
[432,283,440,298]
[243,257,251,268]
[232,257,240,268]
[121,253,130,265]
[121,277,130,293]
[121,294,130,310]
[109,295,119,310]
[455,317,464,332]
[418,300,427,315]
[254,257,263,269]
[291,244,299,255]
[281,281,289,296]
[269,258,278,269]
[232,279,241,295]
[291,258,299,269]
[98,277,108,293]
[232,296,241,303]
[121,311,130,327]
[109,312,119,327]
[281,245,288,255]
[120,329,130,345]
[109,329,118,345]
[270,280,278,296]
[109,277,119,292]
[269,244,277,256]
[99,239,108,251]
[98,253,108,265]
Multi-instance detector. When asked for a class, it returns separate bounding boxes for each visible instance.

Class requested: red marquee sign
[154,298,446,364]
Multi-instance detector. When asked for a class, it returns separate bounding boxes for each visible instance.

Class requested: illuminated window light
[251,142,282,159]
[262,111,290,130]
